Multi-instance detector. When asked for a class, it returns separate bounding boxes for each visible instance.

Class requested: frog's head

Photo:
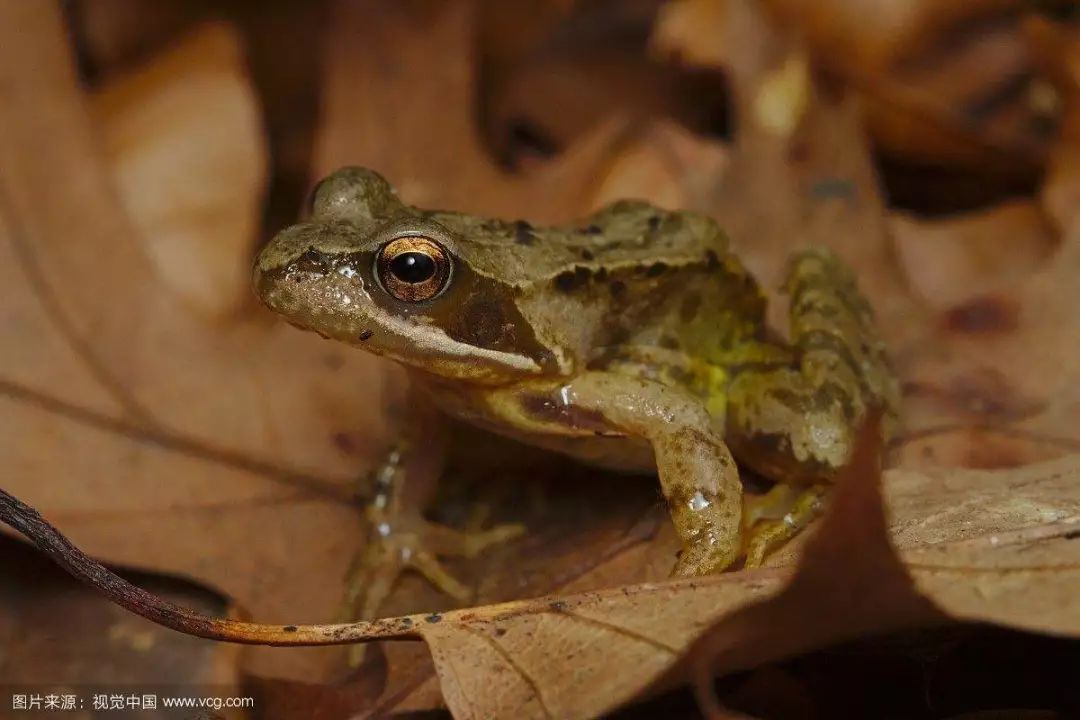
[254,167,563,385]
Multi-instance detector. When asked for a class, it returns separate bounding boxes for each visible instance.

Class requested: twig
[0,486,419,646]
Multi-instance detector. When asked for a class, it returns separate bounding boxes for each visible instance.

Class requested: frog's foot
[743,484,827,567]
[340,516,524,665]
[342,516,526,618]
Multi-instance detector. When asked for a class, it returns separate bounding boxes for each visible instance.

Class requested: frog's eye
[375,235,452,302]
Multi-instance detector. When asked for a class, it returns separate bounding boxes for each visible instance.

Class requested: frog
[253,166,900,622]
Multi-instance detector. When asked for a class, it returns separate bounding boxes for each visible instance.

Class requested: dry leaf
[0,536,240,693]
[659,0,1048,190]
[1028,16,1080,232]
[897,225,1080,470]
[890,200,1057,309]
[313,0,628,221]
[0,2,389,682]
[3,0,1080,717]
[589,120,730,211]
[396,426,1080,720]
[93,22,266,318]
[482,0,725,167]
[651,0,730,68]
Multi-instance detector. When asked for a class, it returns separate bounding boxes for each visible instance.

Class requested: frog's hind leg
[726,248,899,562]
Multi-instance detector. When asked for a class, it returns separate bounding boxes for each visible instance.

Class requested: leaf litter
[1,0,1079,718]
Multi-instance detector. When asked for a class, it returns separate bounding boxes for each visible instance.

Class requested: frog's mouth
[352,304,549,383]
[255,262,551,385]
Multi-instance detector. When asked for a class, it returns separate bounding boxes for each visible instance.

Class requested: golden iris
[375,235,452,302]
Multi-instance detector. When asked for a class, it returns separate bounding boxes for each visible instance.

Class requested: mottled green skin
[255,166,900,574]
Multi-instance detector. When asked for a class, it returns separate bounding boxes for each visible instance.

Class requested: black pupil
[389,251,437,284]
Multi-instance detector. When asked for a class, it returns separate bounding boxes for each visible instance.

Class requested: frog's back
[429,200,770,378]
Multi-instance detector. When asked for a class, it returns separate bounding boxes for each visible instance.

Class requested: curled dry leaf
[761,0,1050,171]
[658,0,1049,185]
[372,426,1080,720]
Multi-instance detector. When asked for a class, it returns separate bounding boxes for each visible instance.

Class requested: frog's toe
[743,484,828,567]
[340,517,524,666]
[341,517,525,619]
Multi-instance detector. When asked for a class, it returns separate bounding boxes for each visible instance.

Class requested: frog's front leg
[341,397,523,627]
[727,247,900,564]
[502,372,744,575]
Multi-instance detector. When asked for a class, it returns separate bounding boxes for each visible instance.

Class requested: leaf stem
[0,486,420,646]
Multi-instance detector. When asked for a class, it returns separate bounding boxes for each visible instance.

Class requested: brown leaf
[93,22,267,318]
[897,226,1080,470]
[4,1,1080,716]
[0,2,388,682]
[1028,16,1080,232]
[5,420,1078,719]
[313,0,627,222]
[686,426,1080,719]
[890,200,1058,309]
[659,0,1048,201]
[0,536,241,694]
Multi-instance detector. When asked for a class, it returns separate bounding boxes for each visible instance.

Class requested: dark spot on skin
[580,248,595,261]
[402,617,413,627]
[358,330,374,341]
[451,296,515,350]
[943,295,1020,335]
[283,625,298,632]
[659,335,680,350]
[646,262,668,278]
[647,216,661,231]
[513,220,536,245]
[495,627,507,637]
[554,266,591,293]
[549,601,567,611]
[582,224,603,235]
[520,394,611,433]
[1065,529,1080,540]
[610,280,627,298]
[705,250,720,270]
[323,354,344,371]
[426,613,443,624]
[425,263,558,371]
